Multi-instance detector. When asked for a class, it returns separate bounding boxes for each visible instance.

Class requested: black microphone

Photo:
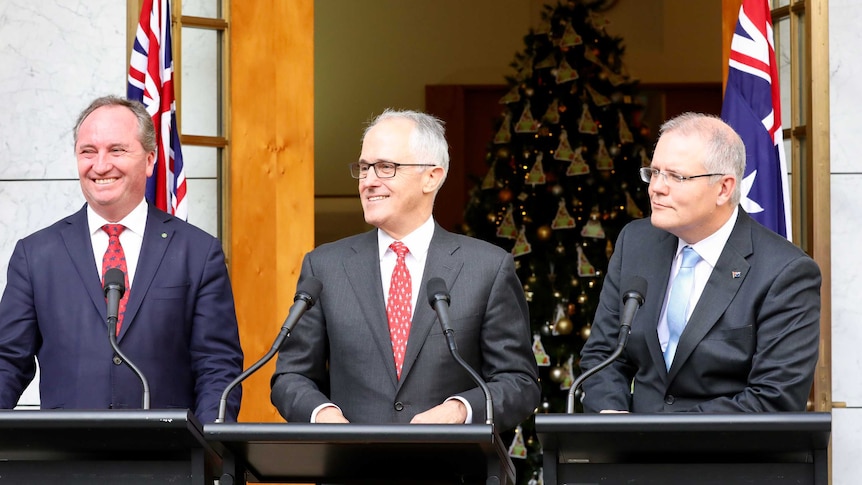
[103,268,150,410]
[426,277,494,425]
[566,276,647,413]
[215,277,323,423]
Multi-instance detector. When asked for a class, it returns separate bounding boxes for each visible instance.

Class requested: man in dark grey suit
[580,112,820,413]
[271,109,539,431]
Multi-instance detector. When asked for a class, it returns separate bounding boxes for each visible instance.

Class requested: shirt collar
[87,199,149,237]
[677,206,739,267]
[377,216,435,260]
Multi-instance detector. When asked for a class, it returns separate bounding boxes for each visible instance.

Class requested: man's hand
[315,406,350,423]
[410,399,467,424]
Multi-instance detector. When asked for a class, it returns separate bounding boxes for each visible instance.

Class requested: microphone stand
[565,329,629,413]
[108,318,151,410]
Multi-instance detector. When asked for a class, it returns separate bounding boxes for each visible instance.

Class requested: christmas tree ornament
[626,190,644,218]
[494,113,513,144]
[553,129,576,161]
[550,184,564,197]
[533,334,551,366]
[536,224,552,241]
[561,23,583,47]
[580,210,606,239]
[587,85,611,106]
[618,111,634,143]
[543,99,561,124]
[515,103,541,133]
[555,316,574,335]
[499,85,521,104]
[554,58,580,84]
[566,147,590,176]
[481,163,498,190]
[595,139,614,170]
[567,302,577,315]
[580,323,592,340]
[526,153,548,185]
[576,246,597,276]
[498,187,513,203]
[496,205,518,239]
[540,399,551,413]
[578,104,599,134]
[508,426,528,459]
[535,53,557,69]
[560,354,575,390]
[512,226,533,257]
[555,242,566,255]
[551,200,576,229]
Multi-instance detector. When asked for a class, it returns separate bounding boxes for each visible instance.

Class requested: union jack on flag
[721,0,790,239]
[127,0,187,220]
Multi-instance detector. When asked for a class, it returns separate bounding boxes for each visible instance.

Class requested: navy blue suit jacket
[0,204,243,423]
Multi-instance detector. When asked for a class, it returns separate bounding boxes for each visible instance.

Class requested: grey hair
[659,112,746,206]
[364,108,450,183]
[73,95,156,153]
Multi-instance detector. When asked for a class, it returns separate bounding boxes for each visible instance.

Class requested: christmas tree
[461,1,652,481]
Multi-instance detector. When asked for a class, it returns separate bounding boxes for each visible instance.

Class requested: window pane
[186,178,219,239]
[181,27,220,137]
[182,145,218,178]
[771,0,790,8]
[181,0,221,18]
[775,16,791,129]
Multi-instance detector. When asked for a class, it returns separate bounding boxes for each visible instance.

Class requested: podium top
[0,409,211,460]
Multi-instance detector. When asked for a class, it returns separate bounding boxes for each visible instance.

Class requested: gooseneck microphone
[215,277,323,423]
[426,277,494,425]
[103,268,150,410]
[566,275,647,413]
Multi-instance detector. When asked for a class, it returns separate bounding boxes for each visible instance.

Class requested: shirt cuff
[310,403,341,423]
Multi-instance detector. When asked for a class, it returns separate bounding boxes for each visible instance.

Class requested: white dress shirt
[87,199,149,286]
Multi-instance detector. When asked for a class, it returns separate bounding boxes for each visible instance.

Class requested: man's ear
[423,166,446,194]
[716,175,737,206]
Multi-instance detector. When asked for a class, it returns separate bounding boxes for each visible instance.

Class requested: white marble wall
[830,0,862,482]
[0,0,219,407]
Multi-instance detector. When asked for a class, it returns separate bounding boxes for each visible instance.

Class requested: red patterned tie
[102,224,130,335]
[386,241,412,379]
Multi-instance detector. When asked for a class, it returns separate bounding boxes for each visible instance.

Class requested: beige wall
[314,0,721,242]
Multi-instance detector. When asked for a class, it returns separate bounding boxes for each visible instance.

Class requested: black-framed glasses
[349,161,437,179]
[639,167,724,185]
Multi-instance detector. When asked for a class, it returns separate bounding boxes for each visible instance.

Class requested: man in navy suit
[579,112,820,413]
[0,96,243,423]
[271,109,539,431]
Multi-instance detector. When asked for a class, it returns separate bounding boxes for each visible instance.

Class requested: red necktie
[386,241,412,379]
[102,224,130,335]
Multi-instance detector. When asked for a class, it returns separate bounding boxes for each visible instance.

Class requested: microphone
[103,268,150,410]
[426,277,494,425]
[566,276,647,413]
[215,277,323,423]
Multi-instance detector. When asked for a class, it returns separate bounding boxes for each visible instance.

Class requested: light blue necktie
[664,246,701,370]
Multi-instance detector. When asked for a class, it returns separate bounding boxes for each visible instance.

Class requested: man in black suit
[580,112,820,412]
[271,109,539,430]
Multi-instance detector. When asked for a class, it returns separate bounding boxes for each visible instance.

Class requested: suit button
[113,355,123,365]
[664,395,675,405]
[394,402,404,412]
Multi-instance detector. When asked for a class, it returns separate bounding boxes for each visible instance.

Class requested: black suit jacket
[580,210,821,412]
[0,204,243,422]
[271,224,540,431]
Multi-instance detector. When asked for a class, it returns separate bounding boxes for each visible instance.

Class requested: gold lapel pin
[161,232,168,239]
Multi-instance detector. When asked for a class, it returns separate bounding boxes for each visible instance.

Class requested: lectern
[536,412,831,485]
[0,409,217,485]
[205,422,514,484]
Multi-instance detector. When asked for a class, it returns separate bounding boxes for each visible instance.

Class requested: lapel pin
[161,232,168,239]
[731,271,741,279]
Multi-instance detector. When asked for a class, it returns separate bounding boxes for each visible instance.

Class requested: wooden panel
[230,0,314,423]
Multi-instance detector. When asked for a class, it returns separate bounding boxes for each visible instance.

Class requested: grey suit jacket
[580,210,821,412]
[271,224,540,431]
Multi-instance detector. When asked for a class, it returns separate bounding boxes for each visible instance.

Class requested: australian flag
[127,0,187,220]
[721,0,790,239]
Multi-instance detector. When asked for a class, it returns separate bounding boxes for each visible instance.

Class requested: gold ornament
[580,324,592,340]
[536,225,552,241]
[499,188,513,203]
[556,317,574,335]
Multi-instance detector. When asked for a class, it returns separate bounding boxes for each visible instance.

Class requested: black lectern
[0,409,217,485]
[536,412,831,485]
[205,422,514,484]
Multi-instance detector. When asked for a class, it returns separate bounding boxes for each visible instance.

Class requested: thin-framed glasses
[349,161,437,179]
[639,167,724,184]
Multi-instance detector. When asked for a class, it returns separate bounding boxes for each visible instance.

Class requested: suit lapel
[118,206,174,341]
[399,226,464,383]
[642,231,678,379]
[60,206,106,321]
[342,230,396,386]
[669,212,753,379]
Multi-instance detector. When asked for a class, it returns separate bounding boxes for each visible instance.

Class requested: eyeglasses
[639,167,724,185]
[349,161,437,179]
